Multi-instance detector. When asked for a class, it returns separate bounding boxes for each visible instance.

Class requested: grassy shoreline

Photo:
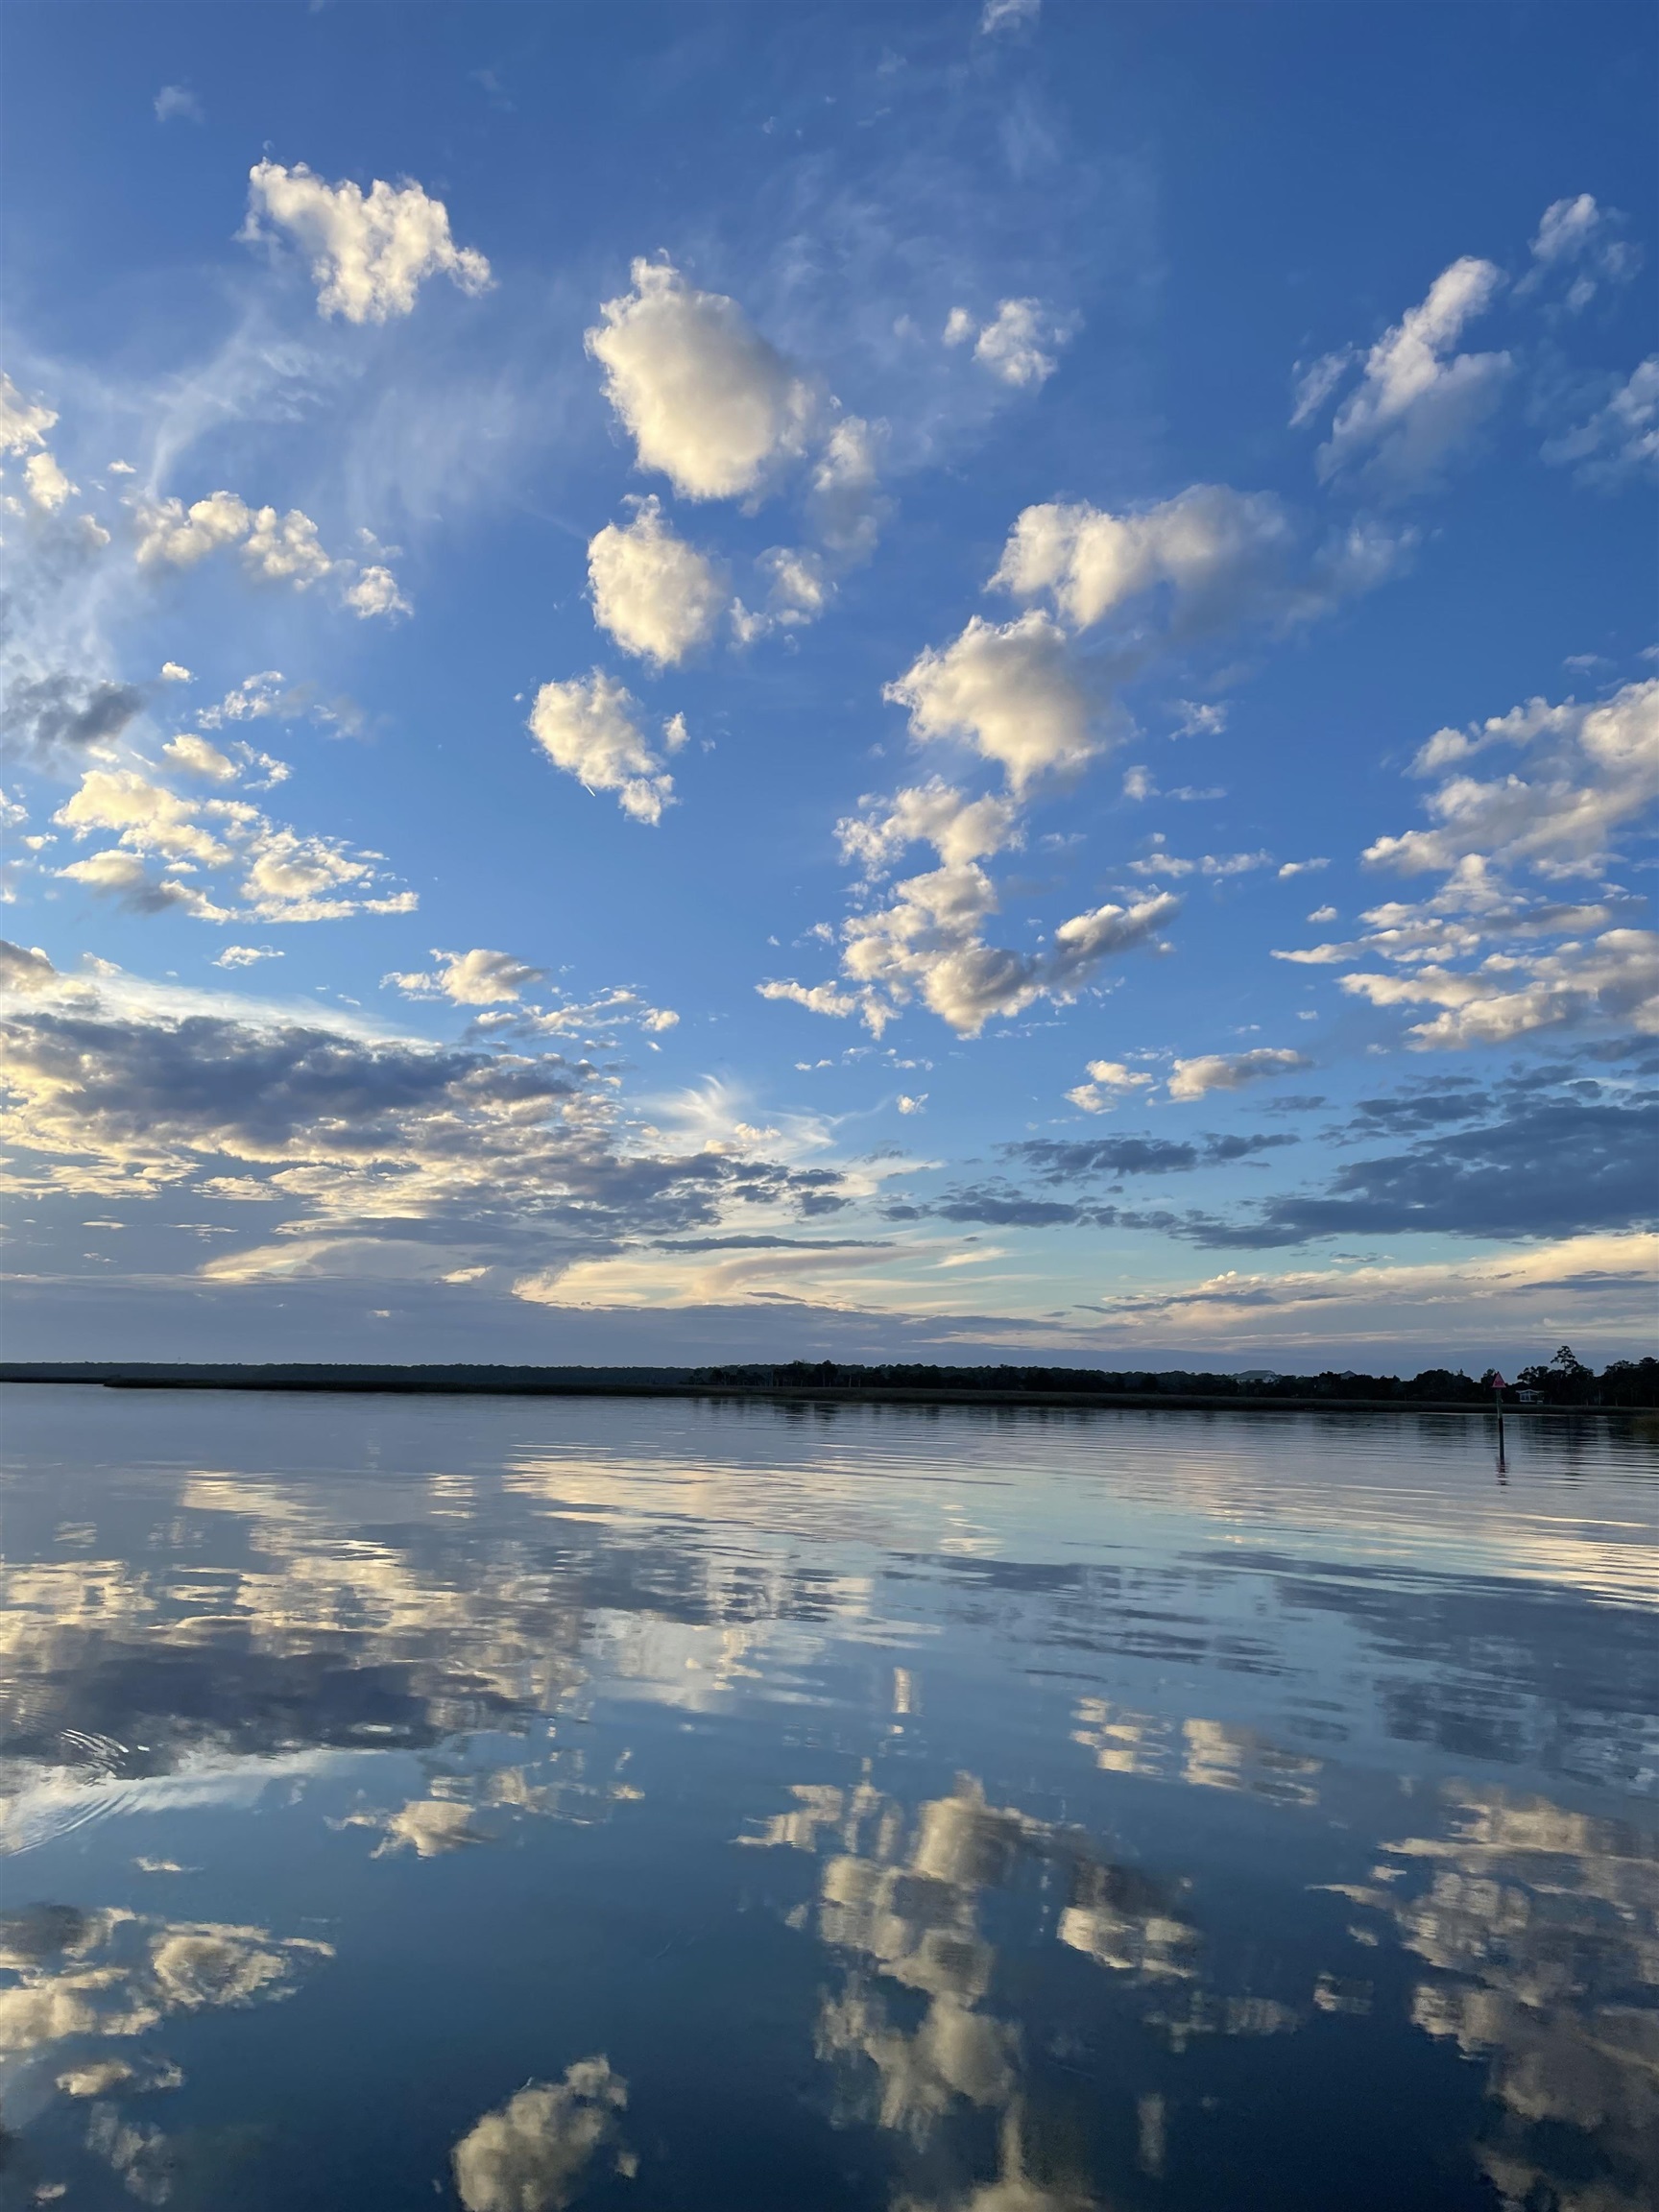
[0,1364,1646,1418]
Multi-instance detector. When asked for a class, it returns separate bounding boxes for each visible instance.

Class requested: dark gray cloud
[1000,1131,1297,1182]
[1191,1086,1657,1248]
[0,998,846,1262]
[904,1077,1652,1251]
[0,670,144,764]
[1349,1087,1491,1136]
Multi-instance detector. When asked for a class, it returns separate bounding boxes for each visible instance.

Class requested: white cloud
[345,564,412,619]
[1093,1232,1657,1352]
[992,486,1295,634]
[1125,841,1274,880]
[0,939,59,992]
[527,672,676,823]
[1542,356,1658,489]
[769,871,1177,1037]
[980,0,1040,31]
[243,161,492,324]
[808,416,887,562]
[1521,193,1639,311]
[587,497,726,666]
[56,767,245,867]
[1170,700,1228,739]
[51,757,414,926]
[836,781,1022,877]
[885,613,1095,792]
[1284,680,1659,1048]
[386,948,546,1005]
[243,504,333,585]
[57,847,230,919]
[162,735,237,781]
[1341,930,1659,1046]
[1314,256,1511,490]
[159,661,191,683]
[1277,856,1329,878]
[1167,1048,1311,1100]
[973,299,1070,389]
[23,450,75,512]
[213,946,282,969]
[451,2059,630,2212]
[1066,1058,1153,1113]
[1288,347,1356,428]
[154,84,203,124]
[132,492,407,612]
[134,491,256,569]
[0,373,56,456]
[1368,681,1657,880]
[586,257,813,501]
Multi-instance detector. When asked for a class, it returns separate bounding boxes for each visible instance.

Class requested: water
[0,1386,1654,2212]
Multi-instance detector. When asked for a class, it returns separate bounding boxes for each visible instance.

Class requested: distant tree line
[686,1347,1659,1407]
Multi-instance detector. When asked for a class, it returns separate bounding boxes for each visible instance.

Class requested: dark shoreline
[0,1364,1641,1418]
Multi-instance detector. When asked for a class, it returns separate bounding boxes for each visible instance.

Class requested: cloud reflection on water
[0,1390,1651,2208]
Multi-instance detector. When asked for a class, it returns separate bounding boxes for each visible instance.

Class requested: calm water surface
[0,1387,1654,2211]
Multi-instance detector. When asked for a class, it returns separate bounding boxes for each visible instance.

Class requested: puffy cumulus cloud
[213,945,281,970]
[56,767,248,866]
[50,757,416,926]
[240,829,418,924]
[586,257,814,501]
[1065,1059,1153,1113]
[1167,1048,1311,1101]
[133,490,258,569]
[1311,256,1511,492]
[766,875,1177,1038]
[162,733,237,781]
[587,496,727,666]
[23,449,76,512]
[0,371,56,456]
[992,487,1296,636]
[343,563,412,619]
[527,672,679,824]
[1340,931,1659,1047]
[885,612,1095,792]
[55,846,231,918]
[243,160,492,323]
[0,670,143,768]
[1368,683,1656,885]
[532,988,679,1041]
[1277,681,1658,1049]
[452,2058,631,2212]
[946,299,1072,389]
[386,948,547,1005]
[836,781,1022,878]
[1520,193,1640,312]
[132,491,408,612]
[1542,355,1658,489]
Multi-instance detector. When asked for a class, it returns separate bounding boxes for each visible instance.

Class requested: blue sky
[1,0,1653,1368]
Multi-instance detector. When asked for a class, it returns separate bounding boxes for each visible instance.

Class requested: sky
[0,0,1653,1372]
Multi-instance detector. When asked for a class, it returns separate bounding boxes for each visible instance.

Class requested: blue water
[0,1387,1654,2210]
